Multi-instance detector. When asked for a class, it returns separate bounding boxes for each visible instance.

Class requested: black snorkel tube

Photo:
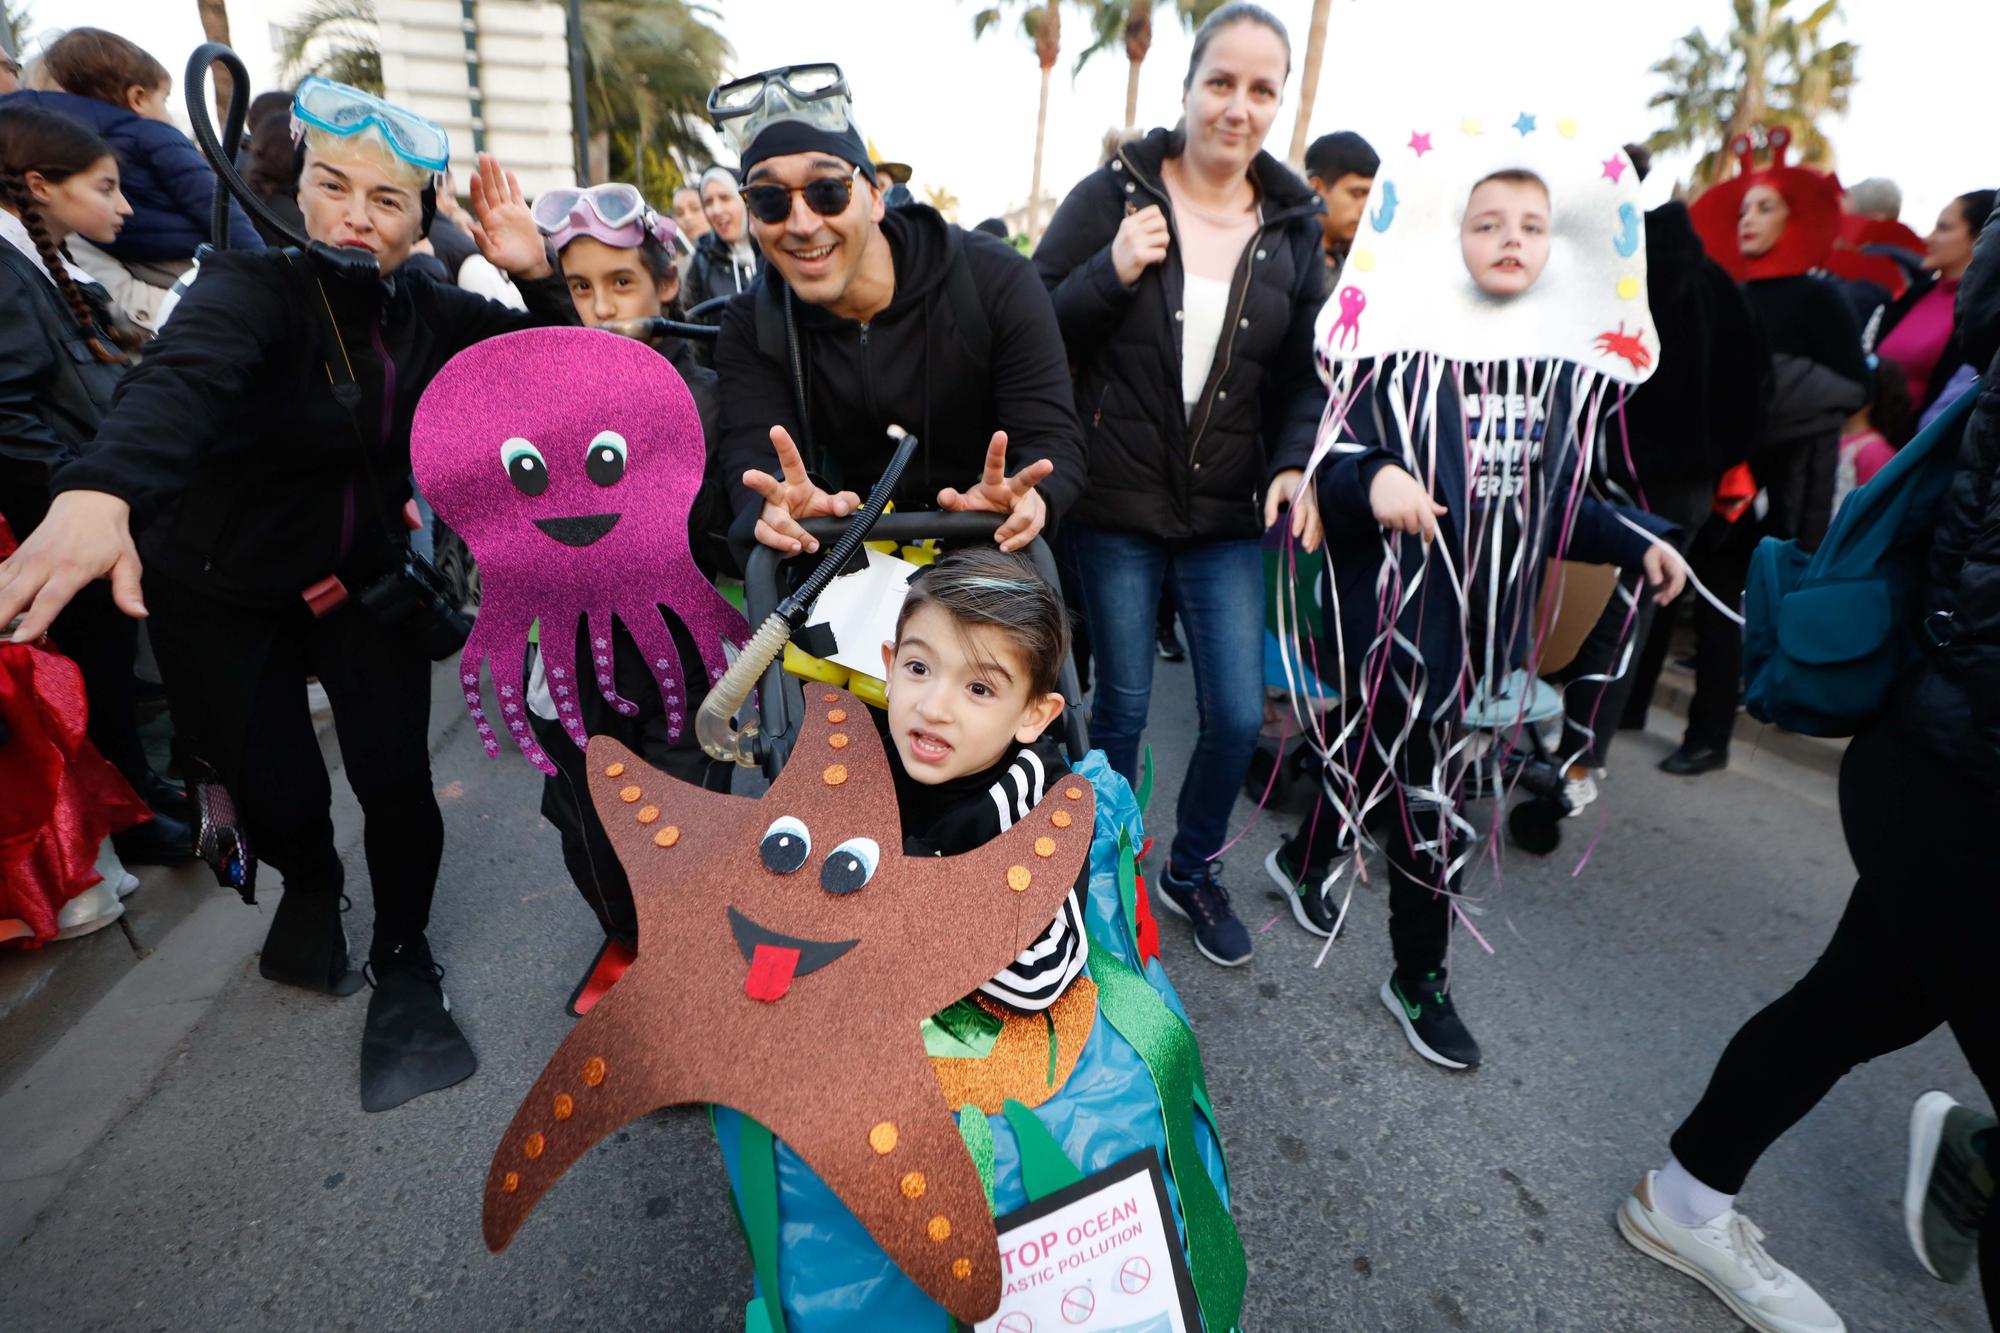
[696,426,920,767]
[184,43,380,279]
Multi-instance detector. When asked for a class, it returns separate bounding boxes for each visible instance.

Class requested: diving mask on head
[293,76,445,237]
[707,63,861,161]
[534,182,678,254]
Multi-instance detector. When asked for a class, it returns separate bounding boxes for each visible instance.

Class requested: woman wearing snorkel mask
[0,77,580,1113]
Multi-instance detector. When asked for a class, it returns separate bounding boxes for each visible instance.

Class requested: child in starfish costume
[483,549,1242,1331]
[1272,118,1690,1073]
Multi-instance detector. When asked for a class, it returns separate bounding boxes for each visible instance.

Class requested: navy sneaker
[1380,970,1481,1069]
[1155,860,1252,966]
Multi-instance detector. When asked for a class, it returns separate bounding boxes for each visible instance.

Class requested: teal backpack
[1743,387,1978,737]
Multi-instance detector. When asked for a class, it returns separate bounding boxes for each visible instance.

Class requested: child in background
[3,27,261,330]
[1280,168,1686,1071]
[881,546,1089,1012]
[1834,359,1914,512]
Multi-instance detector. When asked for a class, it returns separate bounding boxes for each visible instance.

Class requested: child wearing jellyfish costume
[1269,123,1689,1073]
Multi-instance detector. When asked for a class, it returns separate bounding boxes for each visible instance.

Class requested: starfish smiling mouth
[727,907,859,1002]
[533,513,622,546]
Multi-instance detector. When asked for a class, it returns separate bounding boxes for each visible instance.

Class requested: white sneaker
[1617,1172,1843,1333]
[1562,768,1602,818]
[92,839,141,900]
[55,880,125,940]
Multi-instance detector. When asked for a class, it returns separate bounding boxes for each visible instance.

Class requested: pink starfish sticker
[1409,130,1433,157]
[1600,154,1627,183]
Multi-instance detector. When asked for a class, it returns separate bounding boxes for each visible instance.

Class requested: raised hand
[466,153,552,281]
[935,431,1053,553]
[0,490,144,643]
[742,426,861,555]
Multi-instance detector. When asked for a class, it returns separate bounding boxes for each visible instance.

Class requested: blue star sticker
[1512,112,1537,137]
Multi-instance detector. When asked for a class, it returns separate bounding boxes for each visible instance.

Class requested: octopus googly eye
[502,438,549,496]
[759,815,811,874]
[585,430,628,488]
[820,838,879,896]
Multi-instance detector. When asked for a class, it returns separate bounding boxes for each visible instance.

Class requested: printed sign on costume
[976,1150,1200,1333]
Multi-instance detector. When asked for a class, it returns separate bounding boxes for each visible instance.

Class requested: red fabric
[1713,462,1758,522]
[1841,215,1927,255]
[0,642,154,947]
[1824,247,1909,300]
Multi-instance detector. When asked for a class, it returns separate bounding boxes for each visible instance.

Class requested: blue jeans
[1071,526,1264,873]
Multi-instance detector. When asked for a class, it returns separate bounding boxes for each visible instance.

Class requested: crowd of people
[0,5,1994,1329]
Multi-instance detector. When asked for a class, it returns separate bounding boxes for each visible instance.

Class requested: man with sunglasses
[0,82,579,1113]
[707,65,1083,557]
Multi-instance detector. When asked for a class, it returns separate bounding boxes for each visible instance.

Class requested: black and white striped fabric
[971,742,1088,1014]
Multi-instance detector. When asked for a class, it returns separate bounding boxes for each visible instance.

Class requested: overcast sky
[31,0,1999,233]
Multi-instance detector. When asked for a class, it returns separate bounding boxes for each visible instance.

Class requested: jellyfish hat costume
[412,327,749,773]
[1284,114,1671,930]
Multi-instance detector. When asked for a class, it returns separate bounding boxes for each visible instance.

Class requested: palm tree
[195,0,236,120]
[3,0,30,62]
[970,0,1065,240]
[578,0,730,198]
[278,0,382,94]
[1071,0,1226,130]
[1285,0,1333,169]
[1647,0,1857,189]
[924,184,961,221]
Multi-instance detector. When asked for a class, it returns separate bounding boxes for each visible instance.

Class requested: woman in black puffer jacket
[1623,211,2000,1326]
[1032,2,1326,967]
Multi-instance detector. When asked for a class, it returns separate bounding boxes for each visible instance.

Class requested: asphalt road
[1,659,1988,1332]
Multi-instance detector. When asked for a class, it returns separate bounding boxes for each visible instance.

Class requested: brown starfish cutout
[482,687,1094,1322]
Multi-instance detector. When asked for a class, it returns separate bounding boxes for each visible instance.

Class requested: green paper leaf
[1001,1099,1085,1201]
[957,1104,997,1213]
[1135,745,1155,812]
[737,1116,788,1333]
[922,1000,1005,1060]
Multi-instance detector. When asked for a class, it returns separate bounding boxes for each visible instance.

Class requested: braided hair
[0,104,125,362]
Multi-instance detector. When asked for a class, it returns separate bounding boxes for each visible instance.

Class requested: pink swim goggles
[533,182,680,253]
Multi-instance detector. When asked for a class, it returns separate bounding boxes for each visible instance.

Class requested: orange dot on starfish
[619,785,642,804]
[827,708,848,724]
[604,762,625,778]
[654,825,681,848]
[822,692,840,703]
[582,1056,607,1088]
[1064,786,1083,801]
[553,1093,574,1121]
[523,1132,545,1160]
[1006,865,1032,892]
[823,764,849,786]
[502,1171,520,1194]
[829,733,850,750]
[636,806,660,824]
[868,1121,898,1154]
[1051,810,1072,829]
[900,1171,926,1200]
[927,1215,952,1243]
[1034,836,1056,858]
[952,1257,972,1281]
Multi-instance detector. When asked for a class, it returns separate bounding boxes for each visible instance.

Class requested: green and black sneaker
[1264,838,1343,939]
[1905,1090,1996,1283]
[1379,969,1480,1070]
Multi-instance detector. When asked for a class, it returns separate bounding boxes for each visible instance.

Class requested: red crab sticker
[1593,321,1653,373]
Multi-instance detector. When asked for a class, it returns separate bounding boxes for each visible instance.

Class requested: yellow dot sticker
[1352,248,1376,272]
[523,1132,545,1160]
[636,805,660,824]
[502,1171,520,1194]
[604,762,625,778]
[1051,810,1072,829]
[952,1257,973,1281]
[827,708,848,724]
[1064,786,1083,801]
[900,1171,926,1200]
[823,764,849,787]
[619,785,642,804]
[654,825,681,848]
[1034,836,1056,859]
[1617,276,1640,301]
[828,733,850,750]
[1557,117,1579,139]
[1006,865,1032,893]
[553,1093,574,1121]
[582,1056,607,1088]
[869,1121,899,1155]
[927,1215,952,1243]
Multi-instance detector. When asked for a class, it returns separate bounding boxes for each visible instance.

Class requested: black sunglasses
[740,169,860,226]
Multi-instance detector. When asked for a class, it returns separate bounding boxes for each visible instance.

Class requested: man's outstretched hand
[0,490,144,642]
[936,431,1053,554]
[742,426,862,555]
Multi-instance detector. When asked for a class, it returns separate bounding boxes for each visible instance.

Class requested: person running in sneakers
[0,82,578,1112]
[1617,210,2000,1331]
[709,63,1083,561]
[1033,3,1327,968]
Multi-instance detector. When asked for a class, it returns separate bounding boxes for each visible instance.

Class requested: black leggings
[1670,721,1999,1314]
[145,575,442,948]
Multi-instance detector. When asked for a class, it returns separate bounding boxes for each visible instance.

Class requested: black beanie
[740,117,878,186]
[1304,131,1379,185]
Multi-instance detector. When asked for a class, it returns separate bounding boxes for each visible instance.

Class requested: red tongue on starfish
[745,943,803,1002]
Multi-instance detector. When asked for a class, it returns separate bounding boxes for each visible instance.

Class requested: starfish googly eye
[820,838,879,895]
[759,815,811,874]
[501,437,548,496]
[585,430,628,487]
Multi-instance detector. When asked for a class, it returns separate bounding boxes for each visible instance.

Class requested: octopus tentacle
[586,609,641,718]
[661,556,750,690]
[485,620,557,774]
[457,623,502,762]
[624,606,690,742]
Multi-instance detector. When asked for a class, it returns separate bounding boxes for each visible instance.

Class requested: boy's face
[1460,177,1551,298]
[881,604,1064,786]
[559,235,676,327]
